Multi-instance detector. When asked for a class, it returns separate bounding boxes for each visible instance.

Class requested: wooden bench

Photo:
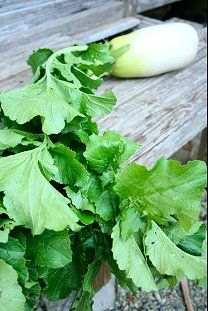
[0,0,206,169]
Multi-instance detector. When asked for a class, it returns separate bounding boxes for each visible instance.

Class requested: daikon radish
[110,23,199,78]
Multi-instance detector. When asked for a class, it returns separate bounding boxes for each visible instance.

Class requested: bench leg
[197,128,207,162]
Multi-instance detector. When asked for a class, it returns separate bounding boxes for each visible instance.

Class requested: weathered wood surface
[0,0,182,15]
[124,0,137,17]
[0,0,117,15]
[0,1,136,82]
[93,262,111,292]
[137,0,181,12]
[97,20,207,167]
[0,17,139,84]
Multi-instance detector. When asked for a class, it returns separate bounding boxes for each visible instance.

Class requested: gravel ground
[111,281,207,311]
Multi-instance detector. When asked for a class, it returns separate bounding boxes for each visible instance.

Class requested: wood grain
[0,1,121,53]
[0,1,124,81]
[72,17,140,44]
[93,262,111,292]
[124,0,137,17]
[137,0,181,12]
[0,0,116,16]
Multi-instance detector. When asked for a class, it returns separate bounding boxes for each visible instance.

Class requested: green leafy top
[0,43,207,311]
[114,158,207,230]
[0,44,116,135]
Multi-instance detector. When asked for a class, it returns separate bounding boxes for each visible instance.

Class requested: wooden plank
[0,0,119,49]
[0,1,124,81]
[0,15,139,91]
[97,27,207,167]
[93,262,111,292]
[124,0,137,17]
[137,0,181,12]
[0,0,55,15]
[0,0,118,41]
[73,17,140,44]
[0,0,115,16]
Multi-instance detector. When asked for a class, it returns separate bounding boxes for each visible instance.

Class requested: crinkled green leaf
[178,224,206,256]
[10,227,27,249]
[71,65,102,90]
[38,147,58,181]
[0,219,16,243]
[0,76,84,135]
[69,89,116,120]
[66,187,95,213]
[84,131,140,173]
[0,228,10,244]
[61,116,98,144]
[24,282,41,311]
[106,254,137,294]
[0,146,80,235]
[112,222,157,291]
[23,264,41,311]
[0,259,26,311]
[0,44,115,135]
[197,237,207,288]
[97,217,114,235]
[145,222,207,280]
[100,171,115,188]
[81,43,114,66]
[163,221,202,245]
[66,188,89,210]
[78,227,96,251]
[115,158,207,230]
[50,144,89,187]
[163,222,191,245]
[0,203,5,215]
[71,247,103,311]
[0,128,24,150]
[27,230,72,269]
[41,259,82,301]
[71,207,95,225]
[95,187,119,221]
[83,247,103,293]
[0,237,28,284]
[81,172,102,202]
[27,48,54,74]
[83,91,116,118]
[120,208,144,241]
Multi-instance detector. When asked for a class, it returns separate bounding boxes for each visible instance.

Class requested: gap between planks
[137,0,181,13]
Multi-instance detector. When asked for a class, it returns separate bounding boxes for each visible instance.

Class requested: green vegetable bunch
[0,43,207,311]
